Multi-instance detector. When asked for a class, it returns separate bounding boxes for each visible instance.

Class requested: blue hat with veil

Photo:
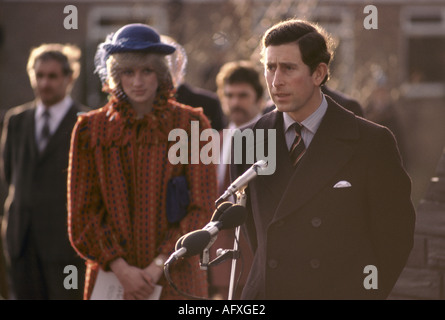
[94,23,176,84]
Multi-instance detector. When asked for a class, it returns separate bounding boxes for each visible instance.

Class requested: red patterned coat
[68,98,217,299]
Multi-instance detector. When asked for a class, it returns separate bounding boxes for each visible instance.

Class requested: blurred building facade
[0,0,445,299]
[391,148,445,299]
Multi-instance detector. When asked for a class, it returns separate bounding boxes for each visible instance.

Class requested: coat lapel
[270,99,360,224]
[24,104,39,161]
[252,110,294,206]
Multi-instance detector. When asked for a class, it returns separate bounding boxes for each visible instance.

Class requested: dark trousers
[0,238,9,299]
[8,231,85,300]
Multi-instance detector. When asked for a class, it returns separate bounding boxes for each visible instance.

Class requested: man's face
[264,43,325,122]
[222,82,262,127]
[32,59,72,107]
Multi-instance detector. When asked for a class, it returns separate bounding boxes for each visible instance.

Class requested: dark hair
[261,19,333,85]
[216,60,264,101]
[37,51,74,76]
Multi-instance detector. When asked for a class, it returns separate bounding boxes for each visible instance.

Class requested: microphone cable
[163,230,210,300]
[163,260,209,300]
[163,202,247,300]
[164,236,245,300]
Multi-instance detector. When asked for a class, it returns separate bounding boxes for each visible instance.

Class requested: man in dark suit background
[161,35,226,131]
[176,84,226,131]
[209,60,265,299]
[0,43,86,299]
[231,19,415,300]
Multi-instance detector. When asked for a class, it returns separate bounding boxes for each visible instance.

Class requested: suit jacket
[231,96,415,299]
[176,83,227,131]
[1,100,87,262]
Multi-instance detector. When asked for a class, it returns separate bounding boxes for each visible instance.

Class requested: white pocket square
[333,180,352,188]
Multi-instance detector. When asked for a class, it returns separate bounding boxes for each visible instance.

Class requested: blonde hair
[106,52,172,92]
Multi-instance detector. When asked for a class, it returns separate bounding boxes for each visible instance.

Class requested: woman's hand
[110,258,155,300]
[143,254,168,284]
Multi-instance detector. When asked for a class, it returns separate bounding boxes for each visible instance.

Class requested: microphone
[203,202,247,237]
[210,201,233,222]
[217,160,268,203]
[164,230,212,265]
[221,205,247,228]
[165,203,247,266]
[200,202,247,269]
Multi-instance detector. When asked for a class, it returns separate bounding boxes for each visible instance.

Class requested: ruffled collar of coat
[100,92,176,146]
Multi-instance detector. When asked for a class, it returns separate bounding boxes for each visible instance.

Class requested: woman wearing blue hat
[67,24,217,300]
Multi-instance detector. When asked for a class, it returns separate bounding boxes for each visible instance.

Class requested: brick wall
[390,147,445,299]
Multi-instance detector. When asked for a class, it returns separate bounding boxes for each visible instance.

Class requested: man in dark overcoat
[231,19,415,300]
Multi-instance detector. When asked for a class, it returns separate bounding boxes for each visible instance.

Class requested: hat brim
[104,43,176,55]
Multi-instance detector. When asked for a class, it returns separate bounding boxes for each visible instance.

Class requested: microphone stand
[213,160,267,299]
[227,189,246,300]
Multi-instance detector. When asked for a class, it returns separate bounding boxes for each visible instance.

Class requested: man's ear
[65,74,75,92]
[312,63,328,87]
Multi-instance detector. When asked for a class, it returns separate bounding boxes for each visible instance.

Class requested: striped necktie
[39,109,51,151]
[289,122,306,167]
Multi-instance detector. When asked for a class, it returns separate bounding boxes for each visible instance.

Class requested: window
[401,6,445,98]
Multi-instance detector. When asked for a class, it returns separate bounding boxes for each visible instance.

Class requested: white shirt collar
[35,96,73,136]
[36,96,73,119]
[283,94,328,135]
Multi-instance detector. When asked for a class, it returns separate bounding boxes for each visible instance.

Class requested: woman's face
[119,64,159,107]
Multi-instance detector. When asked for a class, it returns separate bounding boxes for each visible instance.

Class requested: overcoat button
[310,259,320,269]
[268,259,278,269]
[311,217,322,227]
